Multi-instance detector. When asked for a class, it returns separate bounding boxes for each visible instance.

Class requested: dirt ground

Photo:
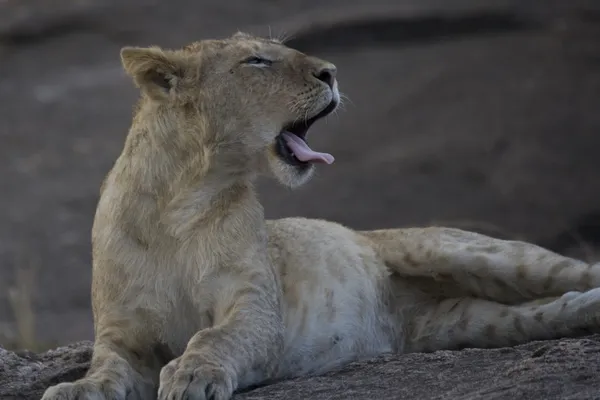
[1,0,599,349]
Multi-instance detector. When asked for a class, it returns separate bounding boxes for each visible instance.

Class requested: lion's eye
[244,56,273,67]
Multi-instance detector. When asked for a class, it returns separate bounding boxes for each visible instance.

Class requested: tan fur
[42,33,600,400]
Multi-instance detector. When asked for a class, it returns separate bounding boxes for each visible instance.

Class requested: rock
[2,335,600,400]
[0,342,91,400]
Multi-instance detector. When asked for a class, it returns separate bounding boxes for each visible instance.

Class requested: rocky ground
[2,0,600,349]
[3,335,600,400]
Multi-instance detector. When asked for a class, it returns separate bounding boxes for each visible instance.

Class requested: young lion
[42,32,600,400]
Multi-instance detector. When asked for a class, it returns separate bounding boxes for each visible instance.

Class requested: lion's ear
[120,46,183,99]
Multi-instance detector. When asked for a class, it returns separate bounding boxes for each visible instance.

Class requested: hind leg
[362,227,600,304]
[407,287,600,353]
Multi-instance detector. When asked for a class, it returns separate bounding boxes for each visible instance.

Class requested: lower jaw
[274,150,312,172]
[274,136,310,169]
[283,157,312,171]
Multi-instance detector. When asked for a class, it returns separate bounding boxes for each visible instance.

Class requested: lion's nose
[313,64,337,89]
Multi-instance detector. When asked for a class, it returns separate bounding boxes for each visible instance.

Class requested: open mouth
[275,100,337,167]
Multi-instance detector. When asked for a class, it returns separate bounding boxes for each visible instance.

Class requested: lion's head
[120,32,339,188]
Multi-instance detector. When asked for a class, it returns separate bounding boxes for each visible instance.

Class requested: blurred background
[1,0,599,351]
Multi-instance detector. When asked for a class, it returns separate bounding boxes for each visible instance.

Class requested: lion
[41,32,600,400]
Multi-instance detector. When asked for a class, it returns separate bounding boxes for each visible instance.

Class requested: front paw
[158,355,236,400]
[41,379,125,400]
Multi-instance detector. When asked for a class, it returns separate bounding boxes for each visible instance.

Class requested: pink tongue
[281,132,335,164]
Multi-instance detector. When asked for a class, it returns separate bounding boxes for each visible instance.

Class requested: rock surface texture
[2,335,600,399]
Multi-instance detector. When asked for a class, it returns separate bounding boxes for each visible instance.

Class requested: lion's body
[42,33,600,400]
[267,217,600,382]
[267,218,397,381]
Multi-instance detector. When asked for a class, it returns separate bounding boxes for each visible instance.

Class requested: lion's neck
[103,110,265,245]
[102,164,265,248]
[125,100,254,186]
[161,172,264,239]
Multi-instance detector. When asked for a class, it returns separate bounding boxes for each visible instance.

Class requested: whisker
[339,92,354,107]
[277,30,297,44]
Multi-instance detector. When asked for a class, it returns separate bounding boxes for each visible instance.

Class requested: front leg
[363,227,600,304]
[158,265,283,400]
[42,317,160,400]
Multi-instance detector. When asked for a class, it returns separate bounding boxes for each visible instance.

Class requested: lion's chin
[265,145,316,189]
